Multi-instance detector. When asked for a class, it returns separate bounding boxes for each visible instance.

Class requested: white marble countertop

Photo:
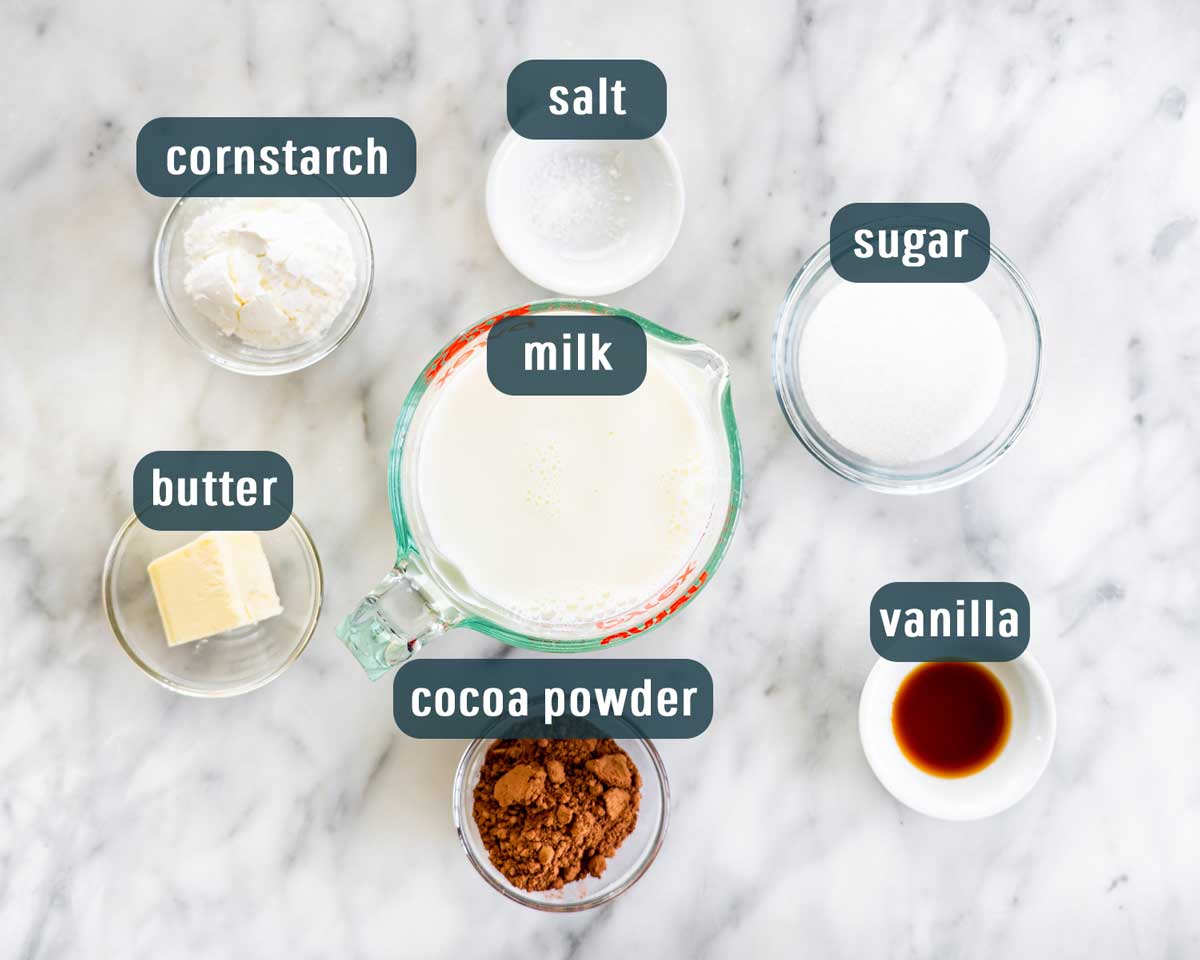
[3,1,1198,956]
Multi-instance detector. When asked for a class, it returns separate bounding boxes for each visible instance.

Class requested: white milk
[413,348,718,624]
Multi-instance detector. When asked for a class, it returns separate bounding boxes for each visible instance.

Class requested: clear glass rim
[100,513,324,697]
[152,184,375,377]
[390,298,744,652]
[451,735,671,912]
[771,241,1044,494]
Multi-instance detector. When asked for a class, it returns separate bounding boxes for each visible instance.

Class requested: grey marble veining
[1,0,1198,956]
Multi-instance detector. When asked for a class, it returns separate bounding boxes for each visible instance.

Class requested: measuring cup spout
[337,566,450,680]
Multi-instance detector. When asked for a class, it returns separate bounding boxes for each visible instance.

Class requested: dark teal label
[507,59,667,139]
[136,117,416,197]
[486,314,647,396]
[133,451,293,531]
[830,203,990,282]
[393,659,712,739]
[870,582,1029,662]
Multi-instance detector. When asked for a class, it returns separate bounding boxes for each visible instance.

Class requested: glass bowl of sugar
[771,240,1043,493]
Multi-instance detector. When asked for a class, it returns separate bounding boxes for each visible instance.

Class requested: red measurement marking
[424,304,532,385]
[594,564,697,631]
[600,570,708,644]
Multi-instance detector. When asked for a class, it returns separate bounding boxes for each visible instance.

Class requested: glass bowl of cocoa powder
[452,735,669,911]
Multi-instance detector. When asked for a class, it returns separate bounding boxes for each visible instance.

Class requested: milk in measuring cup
[414,348,718,624]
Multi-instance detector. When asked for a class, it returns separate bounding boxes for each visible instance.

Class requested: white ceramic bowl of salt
[486,131,685,297]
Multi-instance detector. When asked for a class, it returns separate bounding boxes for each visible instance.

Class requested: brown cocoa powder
[472,738,642,891]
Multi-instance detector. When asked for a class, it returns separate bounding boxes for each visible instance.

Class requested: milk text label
[487,314,647,396]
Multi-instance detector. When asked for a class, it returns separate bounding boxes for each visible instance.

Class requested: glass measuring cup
[338,299,742,679]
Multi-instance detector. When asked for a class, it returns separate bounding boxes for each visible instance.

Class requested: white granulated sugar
[798,282,1007,465]
[524,148,636,253]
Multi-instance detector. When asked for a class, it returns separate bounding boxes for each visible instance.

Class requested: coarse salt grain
[524,148,636,252]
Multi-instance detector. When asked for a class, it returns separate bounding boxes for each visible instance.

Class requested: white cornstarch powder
[798,283,1007,465]
[183,198,357,349]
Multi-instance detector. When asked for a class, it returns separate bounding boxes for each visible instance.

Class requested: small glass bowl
[452,736,670,911]
[772,241,1043,493]
[102,515,323,696]
[154,191,373,375]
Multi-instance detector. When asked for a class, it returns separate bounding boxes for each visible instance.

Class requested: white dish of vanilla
[408,346,719,625]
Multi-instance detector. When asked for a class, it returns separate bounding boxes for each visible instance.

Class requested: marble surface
[2,0,1198,956]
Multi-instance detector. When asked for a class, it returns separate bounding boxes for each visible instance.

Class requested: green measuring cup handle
[337,566,451,680]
